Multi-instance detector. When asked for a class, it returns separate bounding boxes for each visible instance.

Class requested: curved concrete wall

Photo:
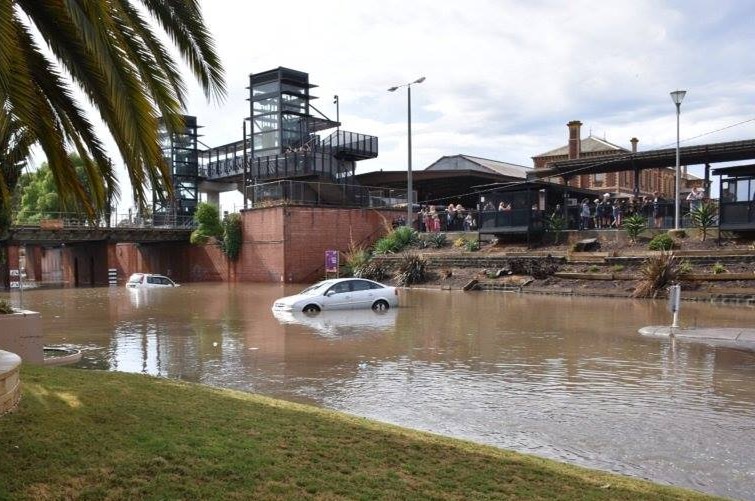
[0,350,21,415]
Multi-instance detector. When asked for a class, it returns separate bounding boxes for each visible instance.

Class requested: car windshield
[127,274,143,284]
[298,280,335,296]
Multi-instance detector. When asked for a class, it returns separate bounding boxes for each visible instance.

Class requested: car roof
[316,277,380,285]
[310,278,387,289]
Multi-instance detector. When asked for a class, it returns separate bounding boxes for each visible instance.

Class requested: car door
[350,279,375,309]
[323,281,352,310]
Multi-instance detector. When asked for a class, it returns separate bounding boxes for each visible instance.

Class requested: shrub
[543,214,567,244]
[393,253,427,286]
[374,227,418,255]
[464,239,480,252]
[711,262,727,274]
[453,237,467,248]
[343,244,387,280]
[632,251,679,298]
[344,244,371,276]
[648,233,675,251]
[415,237,431,249]
[588,265,600,273]
[428,233,447,248]
[190,227,213,245]
[359,260,388,281]
[221,213,242,260]
[0,299,14,314]
[623,214,646,243]
[191,202,223,245]
[373,236,399,255]
[689,202,718,242]
[611,264,625,272]
[678,259,693,275]
[392,226,418,248]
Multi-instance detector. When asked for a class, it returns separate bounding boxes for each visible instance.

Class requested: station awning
[529,139,755,180]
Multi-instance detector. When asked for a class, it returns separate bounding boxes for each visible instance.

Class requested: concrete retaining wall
[0,350,21,415]
[0,311,44,364]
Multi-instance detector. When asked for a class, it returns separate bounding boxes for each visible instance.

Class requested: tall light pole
[388,77,425,228]
[670,90,686,231]
[333,95,339,130]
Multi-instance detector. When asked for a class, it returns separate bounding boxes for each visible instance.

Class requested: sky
[56,0,755,212]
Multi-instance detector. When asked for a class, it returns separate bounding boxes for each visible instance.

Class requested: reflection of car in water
[272,308,398,338]
[126,273,178,289]
[272,278,399,313]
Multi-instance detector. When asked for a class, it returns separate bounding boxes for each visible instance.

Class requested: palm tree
[0,106,35,237]
[0,0,225,220]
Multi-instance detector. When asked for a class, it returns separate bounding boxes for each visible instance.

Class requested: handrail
[10,212,196,230]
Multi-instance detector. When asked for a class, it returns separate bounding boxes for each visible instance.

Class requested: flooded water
[6,284,755,500]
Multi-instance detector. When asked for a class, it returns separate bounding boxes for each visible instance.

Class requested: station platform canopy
[529,138,755,180]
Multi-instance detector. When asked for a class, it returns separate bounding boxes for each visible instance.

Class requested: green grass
[0,366,723,500]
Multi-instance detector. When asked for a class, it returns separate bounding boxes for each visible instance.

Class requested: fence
[10,211,195,230]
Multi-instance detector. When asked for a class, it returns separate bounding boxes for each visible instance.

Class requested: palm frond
[3,0,225,217]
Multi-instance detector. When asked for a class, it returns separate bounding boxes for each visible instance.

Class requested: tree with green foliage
[1,0,225,229]
[0,108,35,237]
[190,202,242,261]
[190,202,223,244]
[14,154,101,224]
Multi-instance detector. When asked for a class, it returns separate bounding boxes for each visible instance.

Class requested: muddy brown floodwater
[9,284,755,500]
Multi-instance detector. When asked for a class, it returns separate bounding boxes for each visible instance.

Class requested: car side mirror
[325,290,336,297]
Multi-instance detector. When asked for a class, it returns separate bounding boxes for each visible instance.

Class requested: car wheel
[372,300,389,311]
[302,304,321,314]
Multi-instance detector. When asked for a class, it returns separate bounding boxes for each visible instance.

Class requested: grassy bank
[0,366,723,500]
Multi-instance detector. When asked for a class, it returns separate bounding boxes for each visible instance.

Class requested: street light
[333,95,339,130]
[670,89,686,231]
[388,76,426,228]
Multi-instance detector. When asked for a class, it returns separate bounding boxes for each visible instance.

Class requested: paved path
[638,325,755,348]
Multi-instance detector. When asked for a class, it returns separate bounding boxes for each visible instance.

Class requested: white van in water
[126,273,178,289]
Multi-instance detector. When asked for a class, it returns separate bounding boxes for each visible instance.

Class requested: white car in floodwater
[126,273,178,289]
[272,278,399,313]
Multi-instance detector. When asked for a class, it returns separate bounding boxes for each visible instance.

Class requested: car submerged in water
[272,278,399,313]
[126,273,178,289]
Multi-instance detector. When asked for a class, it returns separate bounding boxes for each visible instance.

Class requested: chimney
[630,137,638,153]
[567,120,582,160]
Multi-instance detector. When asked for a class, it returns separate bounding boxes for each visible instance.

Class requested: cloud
[32,0,755,212]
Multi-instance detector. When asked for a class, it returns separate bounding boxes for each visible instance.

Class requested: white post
[668,284,681,330]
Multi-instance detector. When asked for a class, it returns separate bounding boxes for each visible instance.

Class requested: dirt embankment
[392,233,755,301]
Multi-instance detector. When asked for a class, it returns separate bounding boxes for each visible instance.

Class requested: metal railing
[10,211,196,230]
[248,180,407,209]
[200,130,378,182]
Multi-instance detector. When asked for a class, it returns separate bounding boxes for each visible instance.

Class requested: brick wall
[188,206,400,283]
[283,206,396,282]
[110,242,190,284]
[5,206,401,287]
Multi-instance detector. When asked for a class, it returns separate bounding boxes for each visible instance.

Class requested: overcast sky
[90,0,755,210]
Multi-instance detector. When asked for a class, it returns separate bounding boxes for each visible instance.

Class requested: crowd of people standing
[418,203,476,232]
[578,191,698,230]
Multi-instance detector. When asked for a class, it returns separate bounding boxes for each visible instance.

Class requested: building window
[593,173,605,186]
